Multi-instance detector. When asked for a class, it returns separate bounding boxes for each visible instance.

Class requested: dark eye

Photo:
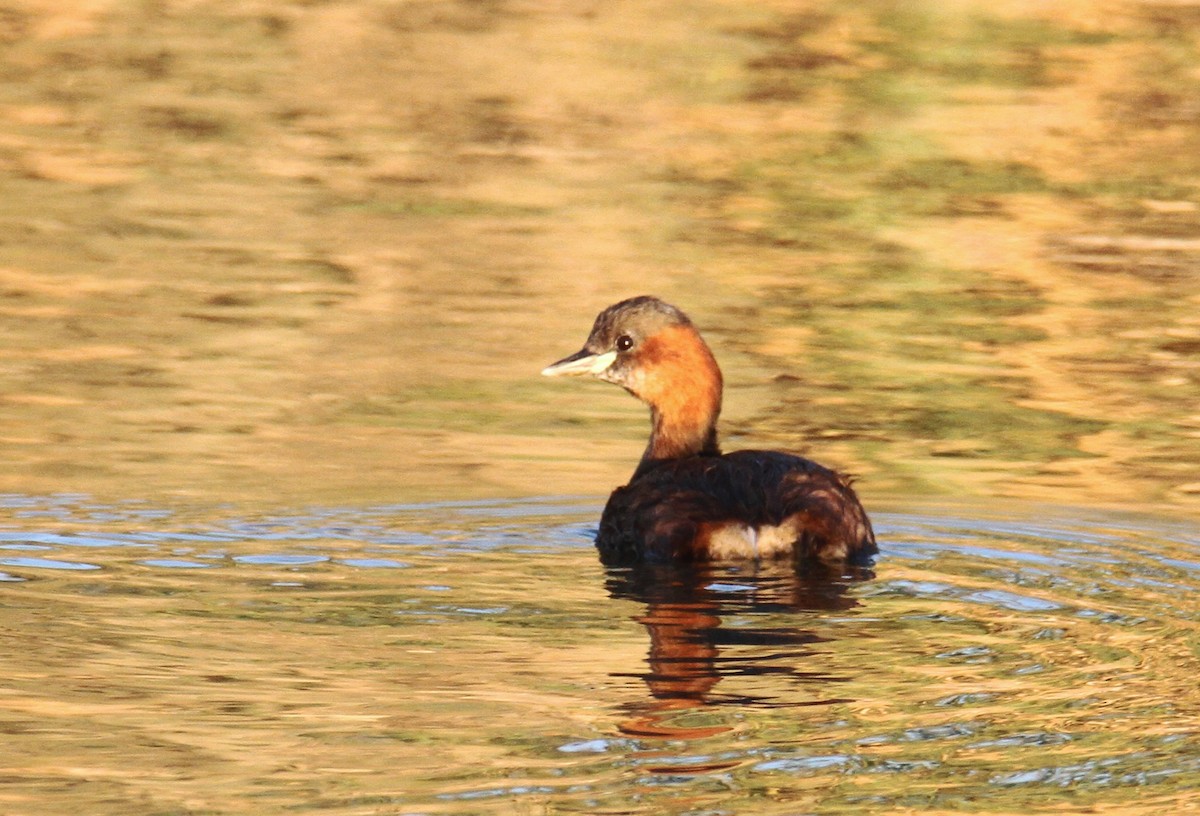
[616,335,634,352]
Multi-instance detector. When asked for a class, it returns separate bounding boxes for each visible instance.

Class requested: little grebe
[543,295,876,566]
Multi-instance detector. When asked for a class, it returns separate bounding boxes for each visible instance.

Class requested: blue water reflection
[0,494,1198,813]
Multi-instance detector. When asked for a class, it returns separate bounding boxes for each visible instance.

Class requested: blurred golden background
[0,0,1197,513]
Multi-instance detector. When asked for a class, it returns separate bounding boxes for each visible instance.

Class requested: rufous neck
[630,324,723,473]
[644,406,720,461]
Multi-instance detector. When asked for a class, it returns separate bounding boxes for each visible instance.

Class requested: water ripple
[0,556,101,571]
[0,494,1197,815]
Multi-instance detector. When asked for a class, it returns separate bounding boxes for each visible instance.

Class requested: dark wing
[597,450,875,565]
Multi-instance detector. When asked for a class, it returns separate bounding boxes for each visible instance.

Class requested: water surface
[0,0,1196,509]
[2,495,1198,814]
[1,1,1199,813]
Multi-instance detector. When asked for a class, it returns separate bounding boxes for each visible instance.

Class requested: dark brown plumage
[543,295,875,566]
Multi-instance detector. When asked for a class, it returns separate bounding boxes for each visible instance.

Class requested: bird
[542,295,876,566]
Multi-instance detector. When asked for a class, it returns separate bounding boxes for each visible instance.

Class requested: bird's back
[597,450,876,565]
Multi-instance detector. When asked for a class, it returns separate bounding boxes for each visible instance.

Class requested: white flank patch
[704,519,801,560]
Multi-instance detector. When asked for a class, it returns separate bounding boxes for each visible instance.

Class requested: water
[0,0,1197,509]
[2,494,1197,814]
[2,1,1200,813]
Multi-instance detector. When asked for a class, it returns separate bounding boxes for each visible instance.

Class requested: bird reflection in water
[605,562,873,771]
